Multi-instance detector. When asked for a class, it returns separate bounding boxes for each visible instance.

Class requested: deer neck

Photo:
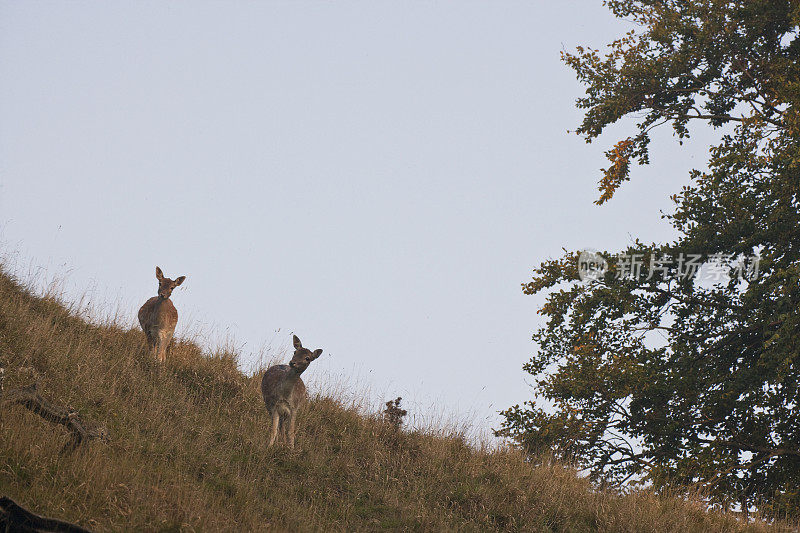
[276,367,303,397]
[287,365,304,378]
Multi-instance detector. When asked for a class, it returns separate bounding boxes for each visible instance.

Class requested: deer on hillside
[138,266,186,363]
[261,335,323,448]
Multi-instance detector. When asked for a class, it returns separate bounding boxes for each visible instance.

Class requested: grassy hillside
[0,266,788,532]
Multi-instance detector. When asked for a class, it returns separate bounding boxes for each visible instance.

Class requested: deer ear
[174,276,186,286]
[293,335,302,350]
[156,266,164,281]
[312,349,323,360]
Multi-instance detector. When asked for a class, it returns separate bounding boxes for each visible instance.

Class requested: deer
[138,266,186,363]
[261,335,323,448]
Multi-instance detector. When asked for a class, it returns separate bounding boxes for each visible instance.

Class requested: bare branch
[1,382,107,454]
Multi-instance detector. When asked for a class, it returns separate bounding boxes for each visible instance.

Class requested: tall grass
[0,265,789,531]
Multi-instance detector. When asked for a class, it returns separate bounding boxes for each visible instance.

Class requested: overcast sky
[0,2,719,436]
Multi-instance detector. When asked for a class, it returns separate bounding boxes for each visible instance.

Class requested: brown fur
[261,335,323,448]
[138,266,185,363]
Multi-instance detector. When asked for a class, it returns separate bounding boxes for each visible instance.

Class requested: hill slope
[0,267,784,531]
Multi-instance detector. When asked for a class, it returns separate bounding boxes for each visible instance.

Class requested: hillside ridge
[0,267,784,531]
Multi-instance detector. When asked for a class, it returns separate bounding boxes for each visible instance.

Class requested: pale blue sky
[0,2,717,434]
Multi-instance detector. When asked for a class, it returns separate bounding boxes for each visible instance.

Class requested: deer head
[288,335,323,374]
[155,266,186,299]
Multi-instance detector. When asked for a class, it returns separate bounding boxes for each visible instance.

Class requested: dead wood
[0,496,92,532]
[0,374,106,454]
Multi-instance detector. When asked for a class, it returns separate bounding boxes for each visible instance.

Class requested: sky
[0,1,721,437]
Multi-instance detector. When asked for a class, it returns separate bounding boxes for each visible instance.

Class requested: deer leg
[143,329,156,355]
[267,410,280,447]
[278,415,287,443]
[150,334,160,361]
[156,331,172,363]
[154,334,164,362]
[287,412,297,449]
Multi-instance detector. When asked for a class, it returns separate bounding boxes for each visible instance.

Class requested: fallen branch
[0,496,92,532]
[1,379,107,454]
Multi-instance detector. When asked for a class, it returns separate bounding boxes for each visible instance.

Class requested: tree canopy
[498,0,800,518]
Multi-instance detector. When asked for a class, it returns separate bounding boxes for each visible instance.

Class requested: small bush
[382,397,407,430]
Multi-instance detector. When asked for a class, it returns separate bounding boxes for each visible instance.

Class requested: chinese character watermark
[577,250,761,282]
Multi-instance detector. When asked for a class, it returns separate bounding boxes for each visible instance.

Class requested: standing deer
[138,266,186,363]
[261,335,323,448]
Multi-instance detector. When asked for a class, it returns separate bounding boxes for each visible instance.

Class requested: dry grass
[0,265,791,532]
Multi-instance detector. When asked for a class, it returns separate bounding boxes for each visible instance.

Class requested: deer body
[261,335,322,448]
[138,267,185,363]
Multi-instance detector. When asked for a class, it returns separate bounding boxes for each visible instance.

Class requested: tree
[497,0,800,518]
